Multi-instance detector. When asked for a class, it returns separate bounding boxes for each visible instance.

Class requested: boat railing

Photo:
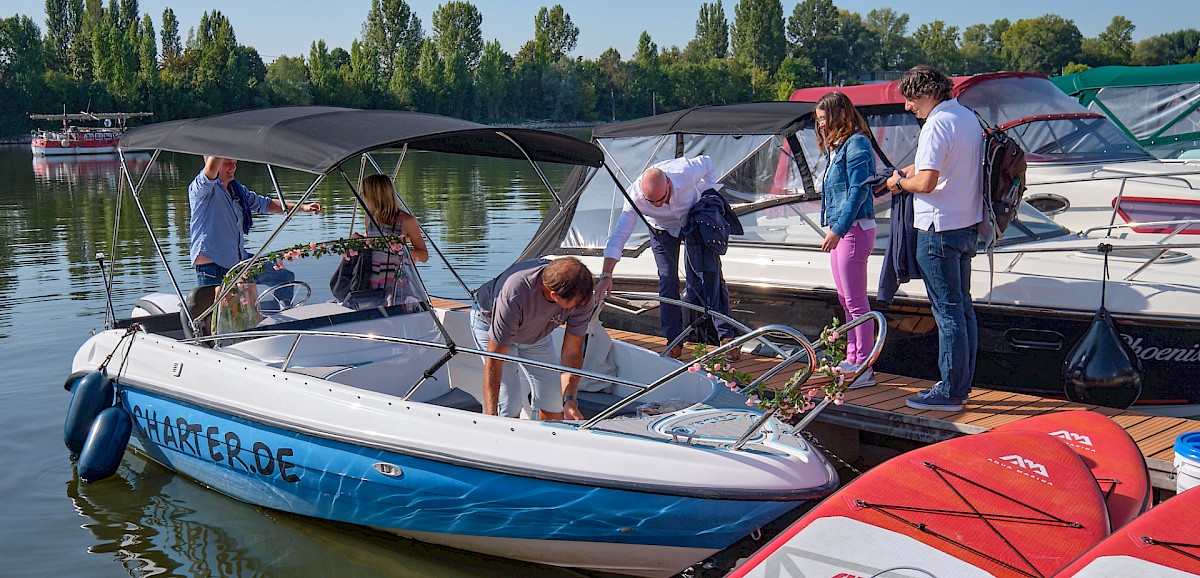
[991,234,1200,283]
[182,306,885,448]
[1026,165,1200,231]
[592,292,887,446]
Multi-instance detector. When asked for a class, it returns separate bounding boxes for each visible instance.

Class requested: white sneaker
[837,361,876,389]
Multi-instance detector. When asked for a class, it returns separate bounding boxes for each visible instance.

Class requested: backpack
[974,112,1028,239]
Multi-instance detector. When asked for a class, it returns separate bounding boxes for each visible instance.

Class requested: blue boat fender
[77,406,132,483]
[63,371,114,458]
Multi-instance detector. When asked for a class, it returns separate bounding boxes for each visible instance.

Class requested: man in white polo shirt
[886,65,984,412]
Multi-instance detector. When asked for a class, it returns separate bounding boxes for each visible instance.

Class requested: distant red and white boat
[29,111,152,156]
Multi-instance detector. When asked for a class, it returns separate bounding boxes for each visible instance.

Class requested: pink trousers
[830,222,876,365]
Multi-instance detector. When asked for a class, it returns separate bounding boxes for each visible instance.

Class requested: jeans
[650,228,735,344]
[830,223,876,365]
[195,251,296,304]
[916,225,978,399]
[470,308,563,417]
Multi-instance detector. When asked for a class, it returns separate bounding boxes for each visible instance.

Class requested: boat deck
[430,298,1194,492]
[603,327,1198,493]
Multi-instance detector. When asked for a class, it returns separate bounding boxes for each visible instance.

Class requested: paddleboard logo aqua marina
[131,404,300,483]
[1049,429,1095,451]
[991,454,1051,484]
[1122,334,1200,363]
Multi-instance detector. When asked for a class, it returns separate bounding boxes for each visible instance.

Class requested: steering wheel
[255,281,312,313]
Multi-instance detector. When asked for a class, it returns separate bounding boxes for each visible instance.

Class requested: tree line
[2,0,1198,137]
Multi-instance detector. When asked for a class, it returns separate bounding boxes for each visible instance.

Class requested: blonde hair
[815,91,871,153]
[361,174,407,227]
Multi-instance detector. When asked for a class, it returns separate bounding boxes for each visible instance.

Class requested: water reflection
[2,131,591,576]
[31,153,153,188]
[67,452,582,577]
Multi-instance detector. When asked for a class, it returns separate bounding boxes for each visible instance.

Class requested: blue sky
[4,0,1192,62]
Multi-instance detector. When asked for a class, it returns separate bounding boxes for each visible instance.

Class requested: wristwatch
[563,395,578,403]
[598,272,612,279]
[895,176,906,192]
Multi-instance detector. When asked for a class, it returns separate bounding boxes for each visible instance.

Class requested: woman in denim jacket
[816,91,878,387]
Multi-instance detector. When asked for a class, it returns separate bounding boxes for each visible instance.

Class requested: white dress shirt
[603,156,722,260]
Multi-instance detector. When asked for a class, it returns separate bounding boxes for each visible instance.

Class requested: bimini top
[119,106,604,174]
[1052,63,1200,94]
[593,101,817,138]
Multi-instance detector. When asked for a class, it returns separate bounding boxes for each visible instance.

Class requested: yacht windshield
[958,76,1153,163]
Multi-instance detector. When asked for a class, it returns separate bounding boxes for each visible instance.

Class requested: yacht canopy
[119,106,604,174]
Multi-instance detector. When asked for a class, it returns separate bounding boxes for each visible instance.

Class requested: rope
[800,430,862,476]
[852,461,1089,578]
[1141,537,1200,563]
[97,324,141,373]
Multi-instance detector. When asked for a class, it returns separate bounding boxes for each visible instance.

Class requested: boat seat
[577,391,638,417]
[181,285,217,342]
[427,388,483,412]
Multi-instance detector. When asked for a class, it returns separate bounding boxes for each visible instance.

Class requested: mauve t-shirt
[474,259,593,347]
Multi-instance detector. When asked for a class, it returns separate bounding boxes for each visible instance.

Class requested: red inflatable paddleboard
[994,410,1151,529]
[732,430,1111,578]
[1054,486,1200,577]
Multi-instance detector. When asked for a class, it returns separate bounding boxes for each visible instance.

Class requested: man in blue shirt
[189,156,322,302]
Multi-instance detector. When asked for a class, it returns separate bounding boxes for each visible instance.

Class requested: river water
[0,140,610,577]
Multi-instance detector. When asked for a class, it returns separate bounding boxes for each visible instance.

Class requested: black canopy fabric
[593,101,817,138]
[119,106,604,174]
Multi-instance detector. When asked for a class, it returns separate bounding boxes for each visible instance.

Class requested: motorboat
[64,107,846,577]
[527,101,1200,417]
[790,72,1200,235]
[29,111,152,156]
[1053,62,1200,159]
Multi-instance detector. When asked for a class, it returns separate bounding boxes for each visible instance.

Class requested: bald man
[595,156,738,360]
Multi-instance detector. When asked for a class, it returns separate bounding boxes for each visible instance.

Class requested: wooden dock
[604,328,1198,493]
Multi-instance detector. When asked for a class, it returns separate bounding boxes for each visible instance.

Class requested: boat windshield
[1084,83,1200,158]
[210,238,430,334]
[958,76,1153,163]
[735,197,1070,252]
[568,133,813,254]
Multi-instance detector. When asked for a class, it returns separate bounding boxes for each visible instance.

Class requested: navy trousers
[649,227,735,344]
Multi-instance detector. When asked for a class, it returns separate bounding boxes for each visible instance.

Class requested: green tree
[432,1,483,118]
[432,1,483,71]
[92,3,137,105]
[772,54,819,99]
[913,20,963,74]
[68,0,103,81]
[786,0,841,75]
[831,9,878,78]
[533,5,578,60]
[1001,14,1082,75]
[961,19,1008,73]
[307,40,338,104]
[342,39,381,107]
[415,38,444,112]
[159,7,180,61]
[191,10,241,113]
[1131,29,1200,66]
[731,0,786,73]
[1096,16,1135,64]
[686,0,728,61]
[43,0,83,71]
[865,7,917,70]
[0,14,45,111]
[266,55,313,105]
[474,39,509,120]
[136,14,158,98]
[362,0,423,82]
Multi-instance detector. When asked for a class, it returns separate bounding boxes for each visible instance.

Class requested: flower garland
[222,234,411,287]
[688,317,850,421]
